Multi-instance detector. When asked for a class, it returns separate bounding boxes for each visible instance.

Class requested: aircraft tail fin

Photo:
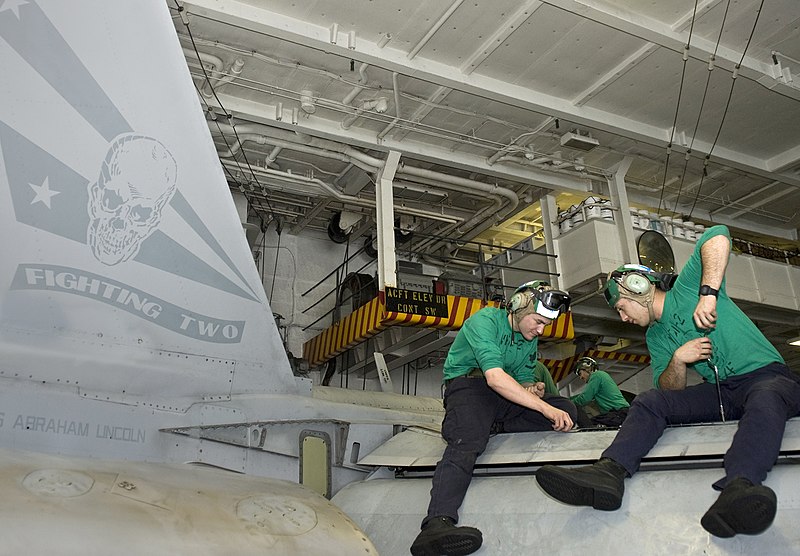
[0,0,297,408]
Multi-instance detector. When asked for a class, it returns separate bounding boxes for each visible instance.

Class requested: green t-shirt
[570,370,629,412]
[531,360,559,395]
[647,225,784,387]
[442,307,539,383]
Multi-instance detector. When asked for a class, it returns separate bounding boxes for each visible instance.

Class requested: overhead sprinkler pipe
[342,63,370,106]
[203,57,245,98]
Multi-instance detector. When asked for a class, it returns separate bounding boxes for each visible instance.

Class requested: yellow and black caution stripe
[545,349,651,383]
[383,295,496,329]
[303,292,575,368]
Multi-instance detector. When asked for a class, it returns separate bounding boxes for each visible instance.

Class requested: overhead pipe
[487,122,553,165]
[342,63,370,105]
[212,121,385,169]
[221,161,462,224]
[495,154,607,180]
[393,173,505,232]
[341,97,388,130]
[264,146,282,168]
[394,179,451,200]
[393,170,511,256]
[182,47,223,88]
[291,129,385,169]
[211,122,382,173]
[397,163,519,216]
[215,133,268,158]
[216,132,377,174]
[377,72,403,140]
[211,122,517,246]
[202,57,245,98]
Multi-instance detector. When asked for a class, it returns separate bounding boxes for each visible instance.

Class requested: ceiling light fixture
[560,131,599,151]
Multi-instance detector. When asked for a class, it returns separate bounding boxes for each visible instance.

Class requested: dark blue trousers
[603,363,800,489]
[424,377,577,525]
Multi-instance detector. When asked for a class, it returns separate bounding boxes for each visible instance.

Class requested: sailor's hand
[693,295,717,330]
[544,406,573,432]
[676,336,713,364]
[525,382,546,398]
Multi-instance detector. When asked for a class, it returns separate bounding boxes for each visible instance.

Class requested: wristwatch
[699,285,719,297]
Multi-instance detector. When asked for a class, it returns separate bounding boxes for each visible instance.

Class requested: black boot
[700,478,777,538]
[535,458,627,511]
[410,516,482,556]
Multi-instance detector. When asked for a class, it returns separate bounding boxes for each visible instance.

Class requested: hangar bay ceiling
[169,0,800,368]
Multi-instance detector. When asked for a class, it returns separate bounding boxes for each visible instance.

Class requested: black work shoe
[410,516,482,556]
[700,478,777,538]
[535,458,626,511]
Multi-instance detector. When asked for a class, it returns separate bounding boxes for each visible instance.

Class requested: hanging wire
[172,1,277,220]
[269,219,283,300]
[671,0,732,213]
[688,0,765,220]
[657,0,701,215]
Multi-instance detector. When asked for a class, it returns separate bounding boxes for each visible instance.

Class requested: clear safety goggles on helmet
[533,289,571,319]
[602,263,671,308]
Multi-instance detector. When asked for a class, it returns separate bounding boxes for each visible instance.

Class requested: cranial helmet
[573,356,598,375]
[507,280,571,321]
[603,264,673,308]
[603,264,678,325]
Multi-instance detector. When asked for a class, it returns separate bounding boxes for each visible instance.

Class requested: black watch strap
[699,285,718,297]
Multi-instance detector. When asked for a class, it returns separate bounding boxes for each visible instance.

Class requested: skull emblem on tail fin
[87,134,177,265]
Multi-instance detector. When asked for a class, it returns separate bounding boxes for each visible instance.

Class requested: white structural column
[376,151,402,288]
[540,194,561,290]
[608,156,637,263]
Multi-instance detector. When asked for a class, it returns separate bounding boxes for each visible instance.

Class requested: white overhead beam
[181,0,800,187]
[460,0,544,75]
[182,0,670,147]
[766,143,800,172]
[573,43,657,106]
[540,0,800,100]
[710,181,795,219]
[722,188,796,220]
[571,0,718,107]
[662,168,728,205]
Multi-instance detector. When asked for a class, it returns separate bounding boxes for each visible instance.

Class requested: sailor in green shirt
[412,281,577,556]
[569,357,629,427]
[537,224,800,539]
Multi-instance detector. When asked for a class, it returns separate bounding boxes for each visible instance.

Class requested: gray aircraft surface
[0,2,798,555]
[0,1,442,553]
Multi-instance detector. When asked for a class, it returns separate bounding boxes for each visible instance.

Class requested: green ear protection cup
[507,280,550,314]
[603,265,661,308]
[621,272,652,294]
